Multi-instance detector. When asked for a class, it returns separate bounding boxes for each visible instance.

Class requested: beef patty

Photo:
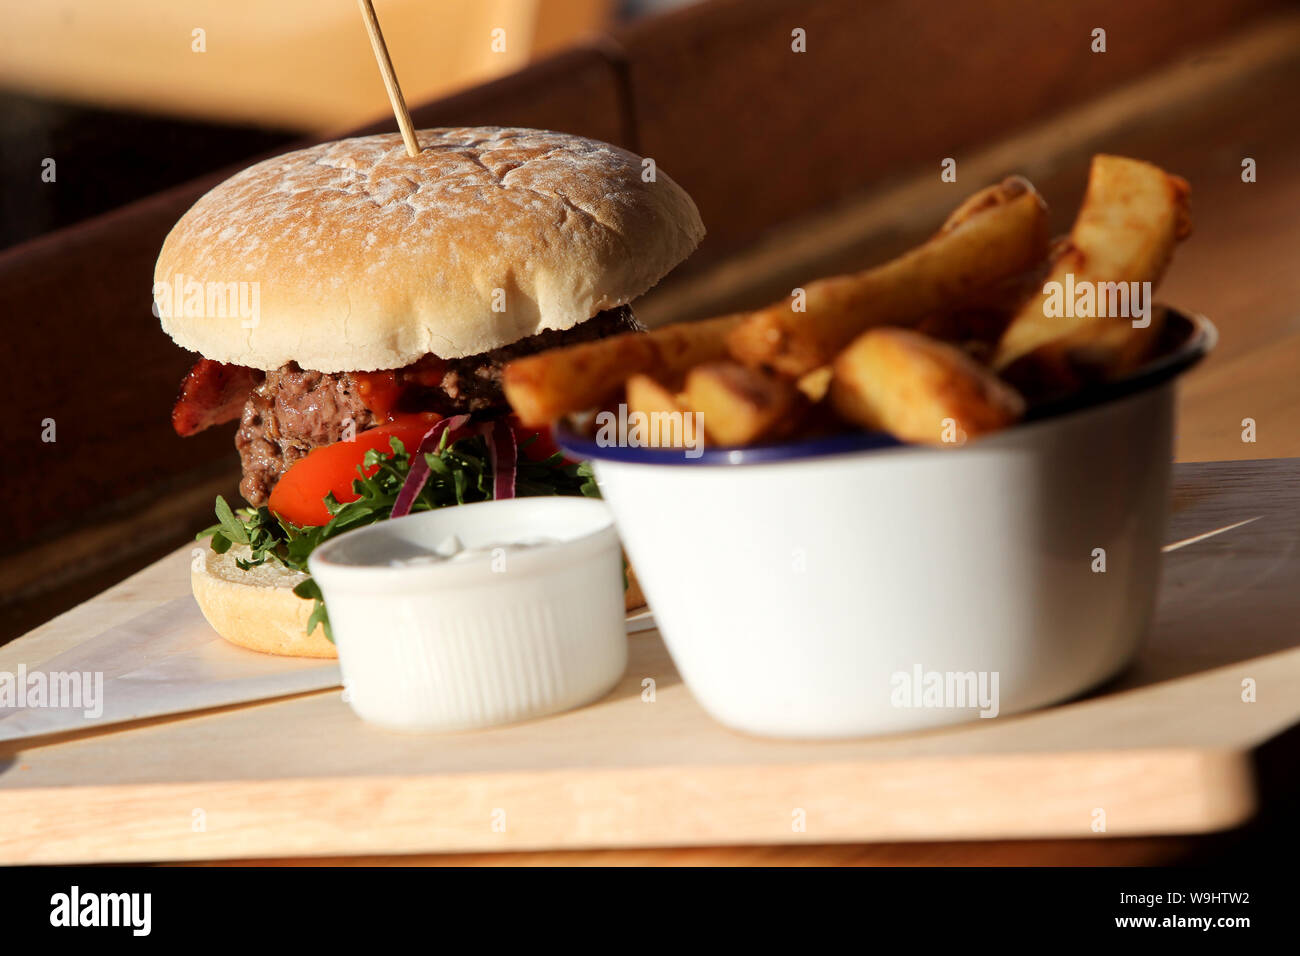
[235,305,640,505]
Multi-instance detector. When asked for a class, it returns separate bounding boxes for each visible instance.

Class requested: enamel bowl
[559,309,1215,739]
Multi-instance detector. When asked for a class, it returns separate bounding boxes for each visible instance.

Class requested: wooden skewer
[356,0,420,158]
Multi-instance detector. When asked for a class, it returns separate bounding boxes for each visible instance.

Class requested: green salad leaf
[197,431,600,642]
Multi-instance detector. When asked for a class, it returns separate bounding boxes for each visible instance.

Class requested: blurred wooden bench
[0,0,613,131]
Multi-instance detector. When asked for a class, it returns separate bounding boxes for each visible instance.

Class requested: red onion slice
[481,417,518,500]
[390,414,471,518]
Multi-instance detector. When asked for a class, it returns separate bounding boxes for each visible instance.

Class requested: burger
[156,127,704,657]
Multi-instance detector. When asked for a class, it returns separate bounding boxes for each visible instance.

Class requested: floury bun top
[154,127,705,372]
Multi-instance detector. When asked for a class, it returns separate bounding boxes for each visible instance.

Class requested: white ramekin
[308,497,626,732]
[560,310,1215,739]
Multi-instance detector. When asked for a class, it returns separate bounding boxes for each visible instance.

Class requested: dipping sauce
[308,496,625,732]
[384,534,560,567]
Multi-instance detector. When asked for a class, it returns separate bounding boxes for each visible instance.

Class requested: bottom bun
[624,561,647,611]
[193,541,649,660]
[192,546,337,658]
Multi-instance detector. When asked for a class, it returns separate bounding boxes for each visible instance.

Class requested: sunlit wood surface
[4,7,1298,868]
[5,459,1295,866]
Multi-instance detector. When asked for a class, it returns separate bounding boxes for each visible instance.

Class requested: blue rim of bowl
[555,308,1216,467]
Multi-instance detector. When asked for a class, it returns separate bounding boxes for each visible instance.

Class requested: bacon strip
[171,359,263,437]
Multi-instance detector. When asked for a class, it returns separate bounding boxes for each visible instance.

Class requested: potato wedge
[940,175,1035,231]
[625,372,686,416]
[913,238,1063,347]
[796,365,833,402]
[684,361,807,446]
[504,312,745,426]
[1000,305,1170,400]
[914,307,1012,348]
[623,561,646,611]
[624,373,701,449]
[993,155,1190,372]
[726,177,1049,377]
[829,328,1024,445]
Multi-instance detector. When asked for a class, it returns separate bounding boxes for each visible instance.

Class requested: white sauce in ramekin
[382,534,560,567]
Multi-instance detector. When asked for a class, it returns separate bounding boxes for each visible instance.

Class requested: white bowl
[559,310,1215,739]
[308,497,626,732]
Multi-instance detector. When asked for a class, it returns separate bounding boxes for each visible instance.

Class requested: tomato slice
[268,412,568,527]
[268,413,442,527]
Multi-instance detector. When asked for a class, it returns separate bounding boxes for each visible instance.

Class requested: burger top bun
[155,127,705,372]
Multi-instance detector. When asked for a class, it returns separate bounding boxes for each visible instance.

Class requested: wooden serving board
[1,459,1297,864]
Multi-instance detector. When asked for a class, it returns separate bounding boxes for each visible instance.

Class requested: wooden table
[6,457,1292,866]
[8,12,1300,867]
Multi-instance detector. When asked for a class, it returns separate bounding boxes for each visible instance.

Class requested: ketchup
[406,355,449,388]
[352,370,402,421]
[353,357,449,421]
